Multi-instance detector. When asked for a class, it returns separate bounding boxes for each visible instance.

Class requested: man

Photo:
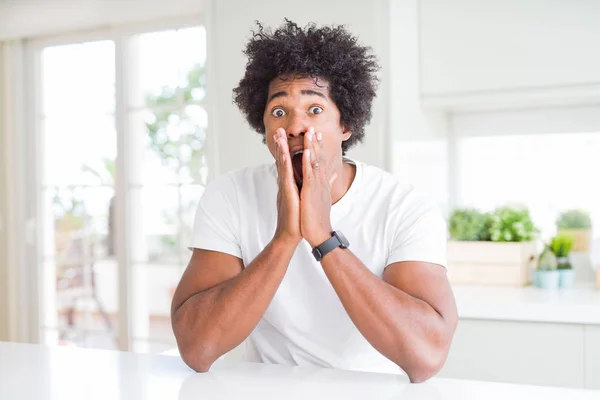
[171,20,457,383]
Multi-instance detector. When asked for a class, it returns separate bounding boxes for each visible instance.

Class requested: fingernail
[308,132,313,141]
[317,132,322,141]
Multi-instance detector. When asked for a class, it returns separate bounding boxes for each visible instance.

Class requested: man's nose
[285,112,307,138]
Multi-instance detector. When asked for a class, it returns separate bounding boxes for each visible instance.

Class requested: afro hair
[233,19,380,154]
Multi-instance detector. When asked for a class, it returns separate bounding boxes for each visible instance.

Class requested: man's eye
[272,108,286,117]
[309,106,323,115]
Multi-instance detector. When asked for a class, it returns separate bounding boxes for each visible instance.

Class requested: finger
[276,128,298,194]
[277,127,290,157]
[329,172,338,186]
[302,148,313,183]
[274,134,280,167]
[275,130,290,189]
[304,126,314,154]
[303,127,315,178]
[305,127,319,168]
[316,131,333,179]
[274,129,284,181]
[311,130,323,179]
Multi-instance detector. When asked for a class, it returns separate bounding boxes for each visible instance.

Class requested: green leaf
[144,63,207,184]
[448,209,491,241]
[556,209,592,229]
[549,234,574,257]
[488,206,537,242]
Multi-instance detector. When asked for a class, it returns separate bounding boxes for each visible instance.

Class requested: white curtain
[0,39,37,343]
[0,42,10,341]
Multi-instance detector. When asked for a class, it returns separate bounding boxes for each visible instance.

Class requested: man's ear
[342,127,352,142]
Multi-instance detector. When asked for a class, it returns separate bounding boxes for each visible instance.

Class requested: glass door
[37,24,208,353]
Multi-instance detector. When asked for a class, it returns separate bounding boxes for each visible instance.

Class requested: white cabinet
[585,326,600,390]
[419,0,600,96]
[439,319,586,388]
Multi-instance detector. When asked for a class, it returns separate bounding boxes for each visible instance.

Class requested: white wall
[388,0,450,209]
[209,0,390,174]
[0,0,392,176]
[0,0,205,40]
[419,0,600,96]
[389,0,449,143]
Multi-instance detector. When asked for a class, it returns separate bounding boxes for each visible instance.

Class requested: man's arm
[171,238,297,372]
[318,249,458,383]
[173,127,304,372]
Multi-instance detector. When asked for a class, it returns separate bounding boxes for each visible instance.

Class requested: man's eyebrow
[266,89,328,104]
[267,91,287,103]
[300,89,327,100]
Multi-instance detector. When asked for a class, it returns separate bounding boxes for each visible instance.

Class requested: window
[36,24,207,353]
[458,132,600,238]
[40,40,118,350]
[393,139,449,213]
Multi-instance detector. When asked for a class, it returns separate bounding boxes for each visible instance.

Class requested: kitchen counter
[453,283,600,324]
[1,342,599,399]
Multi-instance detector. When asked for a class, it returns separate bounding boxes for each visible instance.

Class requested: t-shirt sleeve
[386,190,448,269]
[188,175,242,259]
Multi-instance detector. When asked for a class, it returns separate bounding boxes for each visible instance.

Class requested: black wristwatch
[312,231,349,261]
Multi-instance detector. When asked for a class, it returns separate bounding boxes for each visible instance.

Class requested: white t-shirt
[189,158,447,374]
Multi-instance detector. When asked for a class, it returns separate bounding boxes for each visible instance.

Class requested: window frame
[20,14,215,351]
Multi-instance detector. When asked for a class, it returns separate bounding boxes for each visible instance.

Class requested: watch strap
[312,233,342,261]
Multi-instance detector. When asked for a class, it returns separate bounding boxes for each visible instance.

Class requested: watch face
[334,231,349,248]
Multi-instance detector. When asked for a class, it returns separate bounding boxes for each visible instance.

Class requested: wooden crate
[447,241,538,286]
[557,229,592,252]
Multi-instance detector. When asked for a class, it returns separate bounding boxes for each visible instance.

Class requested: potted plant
[549,234,575,288]
[535,246,560,289]
[556,209,592,252]
[449,208,491,241]
[447,206,538,286]
[487,206,536,243]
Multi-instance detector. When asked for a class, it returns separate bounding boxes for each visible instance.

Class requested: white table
[1,342,599,399]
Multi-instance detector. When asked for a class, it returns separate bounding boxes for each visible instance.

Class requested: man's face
[263,76,352,184]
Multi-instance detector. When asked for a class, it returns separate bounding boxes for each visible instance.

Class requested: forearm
[172,238,297,371]
[320,249,452,382]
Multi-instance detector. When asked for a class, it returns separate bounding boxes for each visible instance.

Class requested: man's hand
[273,128,302,246]
[300,127,338,248]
